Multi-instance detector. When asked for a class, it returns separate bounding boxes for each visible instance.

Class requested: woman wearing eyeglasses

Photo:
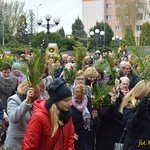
[70,70,92,98]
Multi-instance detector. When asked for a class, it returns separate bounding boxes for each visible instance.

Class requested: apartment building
[82,0,150,43]
[82,0,105,32]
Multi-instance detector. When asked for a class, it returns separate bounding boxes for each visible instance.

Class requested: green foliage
[129,46,150,81]
[0,0,26,39]
[73,42,87,70]
[63,67,77,85]
[5,37,22,48]
[15,15,29,45]
[123,25,136,46]
[0,54,14,71]
[27,10,36,39]
[59,38,76,51]
[140,22,150,46]
[90,21,114,48]
[25,50,45,88]
[93,59,108,73]
[72,16,87,38]
[92,83,111,109]
[31,32,46,49]
[57,27,65,38]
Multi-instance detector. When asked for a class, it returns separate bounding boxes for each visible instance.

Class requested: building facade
[82,0,150,44]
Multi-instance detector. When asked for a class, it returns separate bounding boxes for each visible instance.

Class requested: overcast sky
[19,0,82,34]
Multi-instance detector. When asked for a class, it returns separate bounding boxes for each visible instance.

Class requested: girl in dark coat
[71,83,93,150]
[120,80,150,150]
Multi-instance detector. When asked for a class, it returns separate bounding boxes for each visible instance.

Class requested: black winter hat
[46,78,72,104]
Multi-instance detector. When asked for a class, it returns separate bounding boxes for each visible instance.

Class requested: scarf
[120,88,129,95]
[16,92,26,102]
[59,109,72,125]
[11,72,23,83]
[72,95,91,131]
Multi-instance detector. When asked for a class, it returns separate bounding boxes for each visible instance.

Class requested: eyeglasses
[88,76,96,79]
[76,78,85,81]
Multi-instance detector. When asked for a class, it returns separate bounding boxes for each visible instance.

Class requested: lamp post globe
[112,37,115,41]
[95,29,99,34]
[36,18,43,26]
[90,31,94,36]
[45,14,52,21]
[100,31,105,35]
[36,14,60,46]
[53,17,60,25]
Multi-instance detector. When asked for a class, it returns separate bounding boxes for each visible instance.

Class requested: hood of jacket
[33,99,49,116]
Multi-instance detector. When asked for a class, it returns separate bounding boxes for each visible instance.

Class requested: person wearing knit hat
[22,78,75,150]
[11,63,26,83]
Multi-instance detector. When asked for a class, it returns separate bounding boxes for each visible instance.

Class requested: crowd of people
[0,47,149,150]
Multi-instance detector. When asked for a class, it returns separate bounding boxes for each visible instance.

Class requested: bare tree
[115,0,148,34]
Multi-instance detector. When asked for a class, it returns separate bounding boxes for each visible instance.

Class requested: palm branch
[129,46,150,81]
[25,51,45,88]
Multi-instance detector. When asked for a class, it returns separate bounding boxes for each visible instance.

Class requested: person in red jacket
[21,78,75,150]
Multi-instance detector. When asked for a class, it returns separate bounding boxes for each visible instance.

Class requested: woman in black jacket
[96,76,130,150]
[120,80,150,150]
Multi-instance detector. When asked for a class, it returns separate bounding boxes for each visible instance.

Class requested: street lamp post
[100,31,105,51]
[36,14,60,46]
[95,29,100,50]
[112,36,123,47]
[90,29,105,51]
[34,4,42,17]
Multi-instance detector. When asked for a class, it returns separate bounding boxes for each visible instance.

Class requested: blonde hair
[73,84,86,98]
[17,80,45,95]
[49,104,63,137]
[17,80,30,95]
[120,80,150,113]
[84,67,98,78]
[76,70,84,78]
[120,61,131,69]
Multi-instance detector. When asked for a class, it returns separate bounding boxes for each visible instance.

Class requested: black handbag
[114,128,126,150]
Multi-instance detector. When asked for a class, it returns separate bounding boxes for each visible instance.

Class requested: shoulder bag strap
[119,128,126,143]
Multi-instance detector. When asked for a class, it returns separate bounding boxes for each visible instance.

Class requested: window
[136,13,143,20]
[124,14,129,19]
[148,13,150,18]
[137,2,143,8]
[106,4,111,8]
[106,15,111,20]
[136,25,142,31]
[115,26,119,30]
[115,15,119,20]
[149,1,150,7]
[115,3,120,8]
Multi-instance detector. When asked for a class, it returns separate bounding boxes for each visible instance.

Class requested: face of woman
[96,74,102,81]
[75,75,85,85]
[120,79,129,90]
[2,69,11,78]
[124,65,131,75]
[56,97,72,111]
[74,95,84,104]
[87,76,96,83]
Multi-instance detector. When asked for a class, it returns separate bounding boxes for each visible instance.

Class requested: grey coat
[4,94,32,150]
[0,75,18,112]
